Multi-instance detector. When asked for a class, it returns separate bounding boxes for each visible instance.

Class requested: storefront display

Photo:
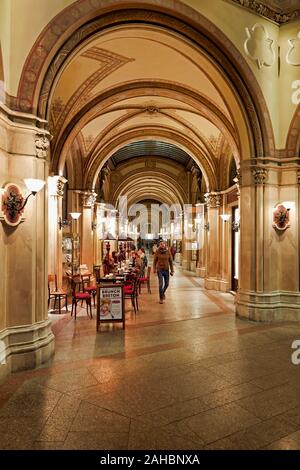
[62,234,80,276]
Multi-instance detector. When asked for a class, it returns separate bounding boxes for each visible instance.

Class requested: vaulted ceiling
[108,141,195,169]
[48,22,242,192]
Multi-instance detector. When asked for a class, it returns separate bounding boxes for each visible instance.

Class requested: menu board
[96,284,125,331]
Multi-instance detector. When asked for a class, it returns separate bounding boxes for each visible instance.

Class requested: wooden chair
[139,266,152,294]
[124,274,140,315]
[81,274,97,307]
[71,276,92,320]
[93,265,101,283]
[48,274,68,314]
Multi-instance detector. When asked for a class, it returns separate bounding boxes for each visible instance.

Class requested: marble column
[48,175,67,288]
[80,191,97,272]
[236,162,300,321]
[93,203,105,265]
[204,192,222,290]
[195,203,206,278]
[0,106,54,380]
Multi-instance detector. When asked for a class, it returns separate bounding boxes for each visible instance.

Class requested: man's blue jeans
[157,270,170,299]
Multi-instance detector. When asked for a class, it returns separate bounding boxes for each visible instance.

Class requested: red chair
[48,274,68,314]
[71,276,92,320]
[81,274,97,307]
[124,275,139,315]
[139,266,151,294]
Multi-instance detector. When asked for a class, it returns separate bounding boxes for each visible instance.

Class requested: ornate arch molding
[110,169,187,206]
[82,127,218,191]
[12,0,273,157]
[286,104,300,157]
[57,82,236,169]
[117,180,184,207]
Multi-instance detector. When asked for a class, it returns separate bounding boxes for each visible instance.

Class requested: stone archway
[10,0,274,158]
[16,0,290,322]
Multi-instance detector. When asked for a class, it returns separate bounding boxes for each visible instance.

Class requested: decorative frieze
[252,167,268,185]
[145,106,159,114]
[230,0,300,24]
[35,133,50,159]
[81,191,97,208]
[204,192,222,208]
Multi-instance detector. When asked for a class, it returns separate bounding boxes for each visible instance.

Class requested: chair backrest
[48,274,57,291]
[81,274,91,287]
[71,275,82,295]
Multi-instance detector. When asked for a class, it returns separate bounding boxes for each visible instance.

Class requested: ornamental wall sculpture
[287,32,300,66]
[244,23,276,70]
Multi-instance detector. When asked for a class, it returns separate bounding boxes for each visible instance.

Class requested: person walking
[153,240,174,304]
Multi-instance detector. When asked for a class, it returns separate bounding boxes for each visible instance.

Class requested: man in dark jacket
[153,240,174,303]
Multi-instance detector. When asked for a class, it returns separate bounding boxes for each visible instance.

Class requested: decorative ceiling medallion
[0,183,26,226]
[244,23,276,69]
[272,203,290,231]
[287,32,300,66]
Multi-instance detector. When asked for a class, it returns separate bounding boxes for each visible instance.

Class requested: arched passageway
[37,4,272,317]
[1,0,300,388]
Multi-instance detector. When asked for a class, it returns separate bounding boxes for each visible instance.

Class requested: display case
[62,234,80,276]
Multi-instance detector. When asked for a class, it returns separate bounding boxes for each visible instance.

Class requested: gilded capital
[205,192,222,208]
[81,191,97,208]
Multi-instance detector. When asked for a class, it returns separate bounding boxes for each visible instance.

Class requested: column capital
[204,192,222,208]
[251,167,269,185]
[48,175,67,197]
[81,190,97,208]
[233,169,242,196]
[35,132,51,159]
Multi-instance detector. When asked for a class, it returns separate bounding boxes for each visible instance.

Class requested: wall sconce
[220,214,231,222]
[272,203,290,231]
[1,179,45,226]
[232,221,240,232]
[70,212,81,220]
[220,213,240,231]
[58,217,70,230]
[58,212,81,230]
[194,218,209,231]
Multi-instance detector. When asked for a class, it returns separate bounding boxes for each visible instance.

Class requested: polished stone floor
[1,268,300,450]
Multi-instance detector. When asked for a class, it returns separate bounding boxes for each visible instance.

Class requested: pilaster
[80,190,97,272]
